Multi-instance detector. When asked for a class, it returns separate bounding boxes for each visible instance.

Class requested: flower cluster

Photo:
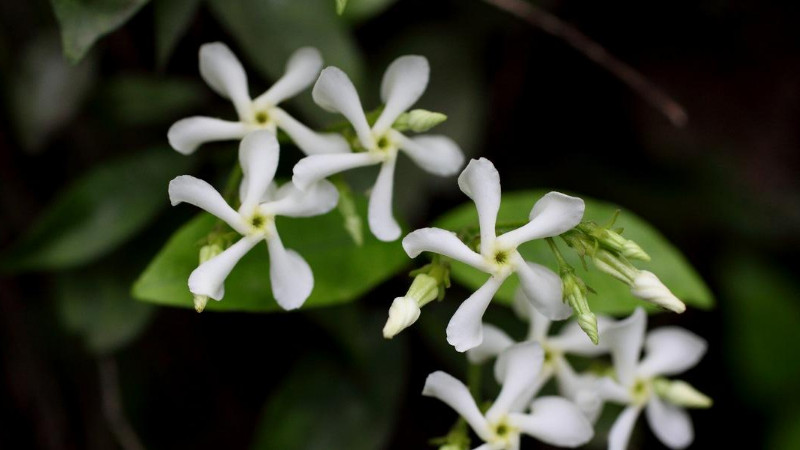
[165,42,710,448]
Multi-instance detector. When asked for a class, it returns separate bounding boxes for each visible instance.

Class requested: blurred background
[1,0,799,448]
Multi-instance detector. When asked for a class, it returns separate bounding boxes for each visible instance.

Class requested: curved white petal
[254,47,322,108]
[553,358,604,422]
[373,55,430,134]
[509,397,594,448]
[238,130,279,211]
[262,180,339,218]
[646,396,693,449]
[422,371,492,441]
[168,176,246,234]
[457,158,501,255]
[266,229,313,310]
[516,260,572,320]
[188,237,259,300]
[271,108,350,155]
[312,66,374,149]
[487,342,544,421]
[167,117,249,155]
[446,276,505,352]
[199,42,251,119]
[550,315,615,356]
[601,308,646,387]
[368,158,400,241]
[292,152,381,190]
[396,133,464,176]
[609,405,643,450]
[595,377,634,404]
[496,192,585,248]
[466,323,515,364]
[638,327,707,378]
[402,228,487,271]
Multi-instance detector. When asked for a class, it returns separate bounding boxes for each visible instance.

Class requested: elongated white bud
[382,296,421,339]
[654,379,712,408]
[631,271,686,313]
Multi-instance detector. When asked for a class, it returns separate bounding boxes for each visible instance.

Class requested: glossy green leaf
[1,149,192,272]
[154,0,201,67]
[51,0,151,62]
[434,190,714,315]
[132,198,408,312]
[340,0,396,22]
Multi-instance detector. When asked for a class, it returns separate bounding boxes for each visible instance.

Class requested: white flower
[467,288,612,422]
[402,158,585,352]
[597,308,709,450]
[168,42,349,156]
[292,55,465,241]
[168,130,338,309]
[423,342,594,449]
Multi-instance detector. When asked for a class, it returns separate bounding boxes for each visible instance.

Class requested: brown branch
[98,358,147,450]
[484,0,688,127]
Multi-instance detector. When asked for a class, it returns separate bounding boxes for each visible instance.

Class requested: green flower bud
[393,109,448,132]
[653,378,712,408]
[562,271,598,344]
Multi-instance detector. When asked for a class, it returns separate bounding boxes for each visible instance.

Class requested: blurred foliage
[154,0,201,67]
[97,75,208,126]
[133,197,408,312]
[435,190,714,315]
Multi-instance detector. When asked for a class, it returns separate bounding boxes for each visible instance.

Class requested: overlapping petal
[238,130,279,211]
[266,229,313,310]
[270,108,350,155]
[168,175,246,234]
[167,117,249,155]
[199,42,251,119]
[509,397,594,448]
[254,47,322,108]
[312,66,374,149]
[637,327,707,378]
[262,180,339,218]
[602,308,646,386]
[188,236,260,300]
[496,192,584,248]
[446,276,505,352]
[487,342,544,421]
[516,260,572,320]
[466,324,514,364]
[402,227,487,270]
[395,133,464,176]
[373,55,430,134]
[457,158,501,255]
[292,152,381,190]
[422,371,492,441]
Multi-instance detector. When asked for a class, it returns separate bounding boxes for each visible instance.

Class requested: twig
[98,358,147,450]
[484,0,688,127]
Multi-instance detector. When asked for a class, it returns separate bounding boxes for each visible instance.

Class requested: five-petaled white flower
[597,308,710,450]
[168,130,338,309]
[468,288,612,422]
[402,158,585,352]
[292,55,465,241]
[423,341,594,450]
[168,42,349,156]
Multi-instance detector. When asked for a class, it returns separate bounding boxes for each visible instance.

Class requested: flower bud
[193,295,209,313]
[592,250,638,284]
[631,271,686,313]
[653,379,712,408]
[562,272,598,345]
[194,243,224,313]
[621,240,650,261]
[393,109,447,132]
[382,296,421,339]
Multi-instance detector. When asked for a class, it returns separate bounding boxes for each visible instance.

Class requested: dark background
[1,0,799,448]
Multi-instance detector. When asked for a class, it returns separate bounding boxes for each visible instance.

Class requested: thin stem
[545,237,569,270]
[483,0,688,127]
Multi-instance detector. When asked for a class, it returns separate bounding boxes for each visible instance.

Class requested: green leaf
[51,0,151,62]
[57,266,154,355]
[339,0,396,22]
[132,198,408,312]
[1,149,193,272]
[98,75,208,126]
[154,0,201,67]
[335,0,347,15]
[206,0,364,125]
[434,190,714,315]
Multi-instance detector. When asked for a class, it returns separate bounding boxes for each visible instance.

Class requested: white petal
[422,371,492,441]
[509,397,594,448]
[466,323,515,364]
[601,308,646,387]
[188,237,259,300]
[595,377,634,404]
[270,108,350,155]
[292,152,381,190]
[168,176,246,234]
[262,180,339,218]
[253,47,322,108]
[609,405,643,450]
[266,229,313,310]
[637,327,707,378]
[471,445,491,450]
[553,358,604,422]
[396,133,464,176]
[487,342,544,421]
[550,315,615,356]
[457,158,501,255]
[447,276,505,352]
[368,158,400,241]
[199,42,251,119]
[238,130,279,211]
[646,396,693,449]
[312,66,374,149]
[516,260,572,320]
[372,55,430,134]
[402,227,487,271]
[167,117,249,155]
[496,192,585,248]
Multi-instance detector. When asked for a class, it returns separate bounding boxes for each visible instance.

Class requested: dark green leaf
[434,190,714,315]
[1,149,193,272]
[340,0,397,22]
[154,0,201,67]
[132,197,408,312]
[99,75,208,126]
[50,0,151,62]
